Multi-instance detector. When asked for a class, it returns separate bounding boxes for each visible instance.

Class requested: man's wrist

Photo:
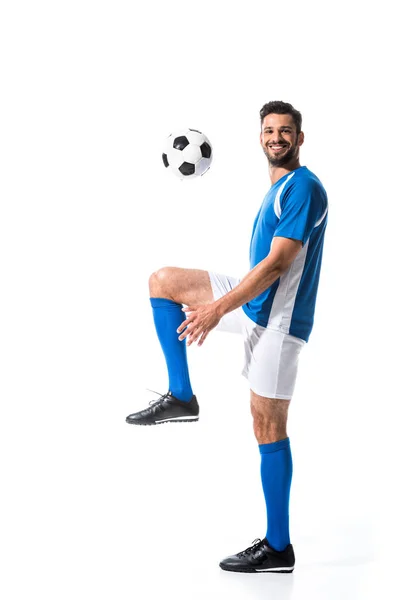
[214,297,231,319]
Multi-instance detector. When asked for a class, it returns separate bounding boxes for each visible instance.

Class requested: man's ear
[298,131,305,146]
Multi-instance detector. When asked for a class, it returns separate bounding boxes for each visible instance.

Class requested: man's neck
[269,160,301,185]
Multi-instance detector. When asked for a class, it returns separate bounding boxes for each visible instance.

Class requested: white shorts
[209,272,306,400]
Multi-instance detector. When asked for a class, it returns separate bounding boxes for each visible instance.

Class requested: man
[126,101,328,573]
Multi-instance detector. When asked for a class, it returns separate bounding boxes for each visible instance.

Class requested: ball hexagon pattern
[162,128,213,179]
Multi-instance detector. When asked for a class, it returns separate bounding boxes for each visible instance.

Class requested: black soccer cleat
[219,538,295,573]
[125,391,199,426]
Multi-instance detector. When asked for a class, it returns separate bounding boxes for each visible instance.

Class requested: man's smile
[268,144,289,151]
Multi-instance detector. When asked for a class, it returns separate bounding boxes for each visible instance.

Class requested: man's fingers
[178,320,198,341]
[177,317,193,333]
[187,327,202,346]
[198,331,209,347]
[178,326,191,341]
[177,321,186,333]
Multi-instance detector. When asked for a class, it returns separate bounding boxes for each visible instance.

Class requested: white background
[1,1,399,598]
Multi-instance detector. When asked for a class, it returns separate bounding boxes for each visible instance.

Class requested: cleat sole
[219,564,294,573]
[126,417,199,426]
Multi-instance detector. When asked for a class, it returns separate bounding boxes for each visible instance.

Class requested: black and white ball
[162,129,213,179]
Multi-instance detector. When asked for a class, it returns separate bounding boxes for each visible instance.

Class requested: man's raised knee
[149,267,174,298]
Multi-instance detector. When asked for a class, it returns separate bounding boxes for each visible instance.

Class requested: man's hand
[177,303,222,347]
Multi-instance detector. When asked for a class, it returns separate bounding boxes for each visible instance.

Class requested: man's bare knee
[250,392,290,445]
[149,267,175,299]
[148,267,213,306]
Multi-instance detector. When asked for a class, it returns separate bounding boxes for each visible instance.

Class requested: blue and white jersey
[242,166,328,342]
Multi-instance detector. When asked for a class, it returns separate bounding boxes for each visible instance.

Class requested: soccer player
[126,101,328,573]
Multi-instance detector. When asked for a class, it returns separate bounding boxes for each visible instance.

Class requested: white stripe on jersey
[273,172,295,218]
[315,205,328,227]
[267,240,309,333]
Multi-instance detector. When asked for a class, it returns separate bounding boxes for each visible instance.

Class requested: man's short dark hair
[260,101,302,134]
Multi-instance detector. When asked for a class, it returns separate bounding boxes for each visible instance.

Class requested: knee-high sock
[150,297,193,402]
[259,438,292,551]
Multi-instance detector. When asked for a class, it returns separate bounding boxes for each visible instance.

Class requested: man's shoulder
[287,167,327,197]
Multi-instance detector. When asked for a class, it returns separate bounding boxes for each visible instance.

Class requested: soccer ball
[162,128,213,179]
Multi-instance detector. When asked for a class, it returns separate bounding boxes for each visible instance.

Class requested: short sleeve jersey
[242,166,328,342]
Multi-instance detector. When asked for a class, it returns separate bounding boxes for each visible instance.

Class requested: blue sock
[259,438,292,551]
[150,297,193,402]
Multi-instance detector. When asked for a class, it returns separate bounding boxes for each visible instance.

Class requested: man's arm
[178,236,303,346]
[214,236,303,318]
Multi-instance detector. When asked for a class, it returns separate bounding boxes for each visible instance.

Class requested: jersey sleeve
[273,180,327,245]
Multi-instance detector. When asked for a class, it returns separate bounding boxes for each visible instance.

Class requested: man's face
[260,113,304,167]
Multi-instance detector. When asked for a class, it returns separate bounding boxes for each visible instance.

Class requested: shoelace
[238,538,264,557]
[147,390,172,407]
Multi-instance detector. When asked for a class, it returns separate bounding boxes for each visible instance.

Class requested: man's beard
[263,139,298,167]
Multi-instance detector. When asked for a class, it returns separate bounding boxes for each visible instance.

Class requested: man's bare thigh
[149,266,214,306]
